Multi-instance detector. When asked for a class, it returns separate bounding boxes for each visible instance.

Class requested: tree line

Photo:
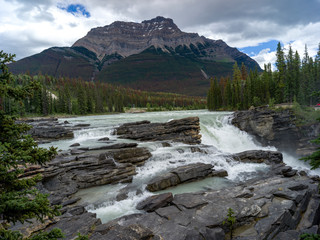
[1,74,206,116]
[207,43,320,110]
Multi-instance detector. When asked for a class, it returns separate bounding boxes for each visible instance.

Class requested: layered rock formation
[41,143,151,205]
[146,163,227,192]
[232,107,320,156]
[90,175,320,240]
[12,117,320,239]
[115,117,201,144]
[72,16,257,67]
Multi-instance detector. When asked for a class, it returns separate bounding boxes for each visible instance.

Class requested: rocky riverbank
[231,106,320,156]
[12,116,320,239]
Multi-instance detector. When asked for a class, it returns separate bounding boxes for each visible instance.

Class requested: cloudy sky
[1,0,320,69]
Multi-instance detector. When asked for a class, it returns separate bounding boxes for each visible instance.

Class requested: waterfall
[40,110,319,223]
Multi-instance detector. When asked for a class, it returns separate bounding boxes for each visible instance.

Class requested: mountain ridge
[9,16,261,96]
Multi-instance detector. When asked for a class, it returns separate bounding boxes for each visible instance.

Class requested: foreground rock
[136,193,174,212]
[93,175,320,240]
[11,204,101,239]
[13,142,152,239]
[115,117,201,144]
[41,143,151,205]
[232,106,320,156]
[146,163,227,192]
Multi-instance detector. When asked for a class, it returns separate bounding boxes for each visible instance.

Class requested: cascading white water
[41,110,320,224]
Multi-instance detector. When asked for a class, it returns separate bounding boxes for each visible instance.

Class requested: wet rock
[90,143,138,150]
[146,163,214,192]
[115,117,201,144]
[232,150,283,165]
[146,173,180,192]
[172,163,213,182]
[29,125,74,140]
[70,143,80,147]
[162,142,171,147]
[116,184,142,201]
[232,107,320,155]
[109,146,152,166]
[42,146,151,204]
[98,137,110,141]
[283,169,298,177]
[74,123,91,127]
[136,193,173,212]
[106,175,320,240]
[212,169,228,177]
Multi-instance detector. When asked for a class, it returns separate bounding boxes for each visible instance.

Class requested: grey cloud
[5,0,55,22]
[86,0,320,28]
[0,31,58,60]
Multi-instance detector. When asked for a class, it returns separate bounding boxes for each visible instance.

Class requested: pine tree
[275,42,286,103]
[0,51,63,239]
[285,45,295,102]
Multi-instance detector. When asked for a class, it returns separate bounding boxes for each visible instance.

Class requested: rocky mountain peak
[141,16,181,33]
[72,16,200,60]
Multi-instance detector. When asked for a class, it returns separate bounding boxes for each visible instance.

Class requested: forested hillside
[207,43,320,110]
[1,74,206,117]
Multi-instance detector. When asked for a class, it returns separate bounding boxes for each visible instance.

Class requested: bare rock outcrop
[232,107,320,156]
[93,175,320,240]
[115,117,201,144]
[37,144,151,205]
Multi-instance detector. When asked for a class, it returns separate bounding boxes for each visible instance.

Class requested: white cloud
[0,0,319,68]
[252,48,277,70]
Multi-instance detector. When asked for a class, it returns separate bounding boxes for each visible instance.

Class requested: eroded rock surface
[232,150,283,165]
[115,117,201,144]
[95,175,320,240]
[231,107,320,156]
[146,163,222,192]
[42,144,151,205]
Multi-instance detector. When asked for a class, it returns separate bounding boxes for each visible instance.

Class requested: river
[39,110,319,223]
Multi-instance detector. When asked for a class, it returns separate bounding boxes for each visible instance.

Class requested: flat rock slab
[115,117,201,144]
[232,150,283,165]
[136,192,173,212]
[146,163,216,192]
[93,175,320,240]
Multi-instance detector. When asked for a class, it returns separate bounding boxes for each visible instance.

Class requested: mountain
[9,16,261,96]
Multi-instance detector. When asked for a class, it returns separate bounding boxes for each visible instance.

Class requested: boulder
[232,150,283,165]
[98,137,110,141]
[171,163,213,182]
[29,125,74,140]
[115,117,201,144]
[70,143,80,147]
[146,173,180,192]
[136,193,173,212]
[146,163,215,192]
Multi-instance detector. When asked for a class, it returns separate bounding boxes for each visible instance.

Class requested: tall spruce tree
[0,51,62,239]
[275,42,286,103]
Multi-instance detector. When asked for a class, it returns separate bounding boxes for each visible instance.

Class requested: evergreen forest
[1,73,206,117]
[207,43,320,110]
